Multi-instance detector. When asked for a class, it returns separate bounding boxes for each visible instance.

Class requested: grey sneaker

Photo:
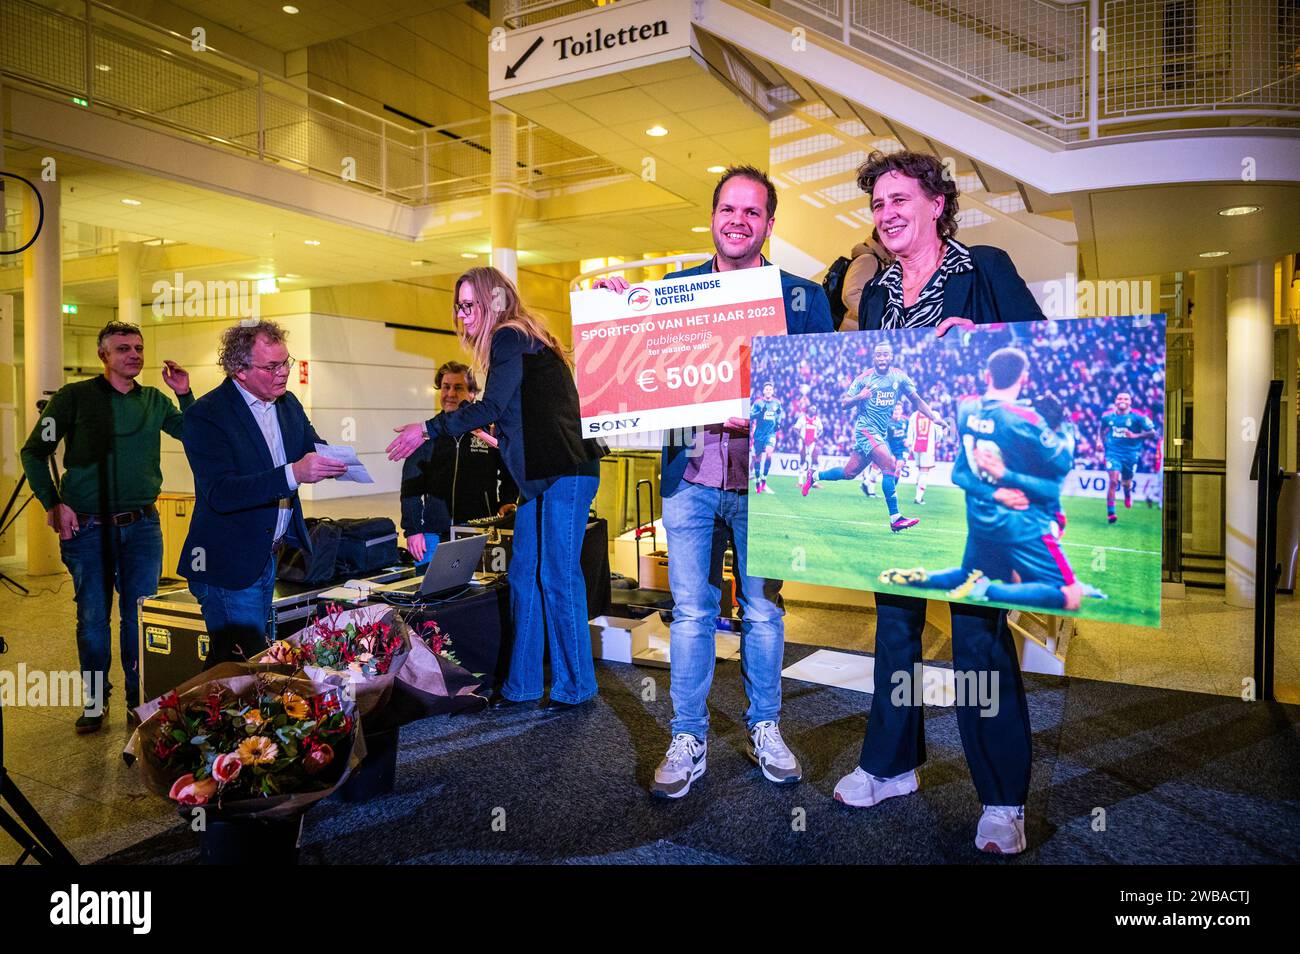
[976,805,1026,854]
[747,720,802,784]
[650,733,707,799]
[833,766,919,807]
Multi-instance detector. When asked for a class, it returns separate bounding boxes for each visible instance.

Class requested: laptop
[419,533,488,596]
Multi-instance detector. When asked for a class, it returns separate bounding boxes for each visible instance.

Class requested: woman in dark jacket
[835,150,1046,855]
[388,267,605,710]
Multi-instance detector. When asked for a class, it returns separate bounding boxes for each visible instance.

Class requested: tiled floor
[1,492,1295,863]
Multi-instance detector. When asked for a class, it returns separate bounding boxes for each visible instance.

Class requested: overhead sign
[490,0,692,97]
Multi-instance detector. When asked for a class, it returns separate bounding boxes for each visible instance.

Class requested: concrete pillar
[0,294,15,559]
[1224,260,1275,607]
[118,240,142,324]
[1192,269,1228,458]
[1189,268,1226,555]
[23,177,63,576]
[490,103,520,284]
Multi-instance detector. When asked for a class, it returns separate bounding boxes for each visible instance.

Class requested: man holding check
[597,165,833,798]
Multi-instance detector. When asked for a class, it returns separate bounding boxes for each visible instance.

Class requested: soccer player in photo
[801,341,943,532]
[750,382,784,494]
[881,348,1085,611]
[794,403,824,485]
[908,403,944,504]
[1099,391,1158,524]
[861,401,911,498]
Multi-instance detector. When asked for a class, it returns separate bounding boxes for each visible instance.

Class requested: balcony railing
[0,0,623,204]
[504,0,1300,142]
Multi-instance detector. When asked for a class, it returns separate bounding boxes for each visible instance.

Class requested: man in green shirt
[20,320,194,733]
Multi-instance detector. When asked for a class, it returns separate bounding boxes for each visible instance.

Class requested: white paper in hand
[314,443,374,483]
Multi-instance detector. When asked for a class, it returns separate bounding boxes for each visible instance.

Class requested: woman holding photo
[387,267,606,711]
[833,150,1046,855]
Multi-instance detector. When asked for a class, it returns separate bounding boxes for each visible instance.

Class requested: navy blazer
[660,257,835,498]
[857,245,1044,330]
[178,377,321,588]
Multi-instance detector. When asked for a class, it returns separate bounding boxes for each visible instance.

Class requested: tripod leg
[0,770,78,865]
[0,802,48,864]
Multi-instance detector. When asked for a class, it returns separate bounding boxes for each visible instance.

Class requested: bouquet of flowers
[255,604,413,720]
[414,618,460,667]
[264,602,407,677]
[255,604,487,730]
[126,666,362,819]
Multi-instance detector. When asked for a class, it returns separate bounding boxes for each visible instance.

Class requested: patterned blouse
[877,238,974,330]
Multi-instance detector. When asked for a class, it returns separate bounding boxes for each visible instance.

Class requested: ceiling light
[304,239,320,246]
[707,165,726,174]
[282,5,299,13]
[120,198,141,206]
[646,125,668,137]
[691,226,709,233]
[460,252,479,259]
[95,63,111,72]
[283,273,300,278]
[1217,205,1260,217]
[255,278,278,295]
[1199,250,1230,258]
[411,259,432,266]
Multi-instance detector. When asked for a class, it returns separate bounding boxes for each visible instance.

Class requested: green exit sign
[62,304,78,314]
[71,97,89,107]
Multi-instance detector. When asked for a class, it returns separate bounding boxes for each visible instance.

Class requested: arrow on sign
[504,35,544,80]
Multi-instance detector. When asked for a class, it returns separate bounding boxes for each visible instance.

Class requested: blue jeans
[59,511,163,708]
[189,552,277,668]
[502,474,599,704]
[662,481,784,740]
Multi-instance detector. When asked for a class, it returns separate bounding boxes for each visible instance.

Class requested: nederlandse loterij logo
[49,885,152,934]
[627,286,652,311]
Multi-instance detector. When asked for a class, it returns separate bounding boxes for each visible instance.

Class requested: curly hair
[856,150,960,242]
[218,319,287,376]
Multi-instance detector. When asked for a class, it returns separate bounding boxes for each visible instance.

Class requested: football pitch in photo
[744,315,1166,627]
[747,475,1163,626]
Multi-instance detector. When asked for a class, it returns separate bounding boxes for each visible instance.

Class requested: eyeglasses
[250,357,296,373]
[454,301,477,314]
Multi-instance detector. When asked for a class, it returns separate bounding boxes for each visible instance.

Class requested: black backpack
[277,517,343,584]
[334,517,400,575]
[821,256,851,328]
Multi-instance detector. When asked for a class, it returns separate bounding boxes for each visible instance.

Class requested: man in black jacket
[399,361,517,561]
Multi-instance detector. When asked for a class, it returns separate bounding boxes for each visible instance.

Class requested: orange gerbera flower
[280,692,309,720]
[237,735,279,765]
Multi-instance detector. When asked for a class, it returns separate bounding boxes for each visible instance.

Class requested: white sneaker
[976,805,1026,854]
[650,733,707,799]
[747,720,802,783]
[832,766,919,807]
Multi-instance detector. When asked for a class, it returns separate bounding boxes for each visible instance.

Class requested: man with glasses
[20,320,193,732]
[178,319,346,666]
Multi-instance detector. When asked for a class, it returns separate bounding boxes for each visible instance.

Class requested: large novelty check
[572,266,787,436]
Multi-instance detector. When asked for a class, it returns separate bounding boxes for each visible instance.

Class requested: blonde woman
[388,267,606,710]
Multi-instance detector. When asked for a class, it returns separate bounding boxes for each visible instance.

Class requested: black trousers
[858,593,1032,805]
